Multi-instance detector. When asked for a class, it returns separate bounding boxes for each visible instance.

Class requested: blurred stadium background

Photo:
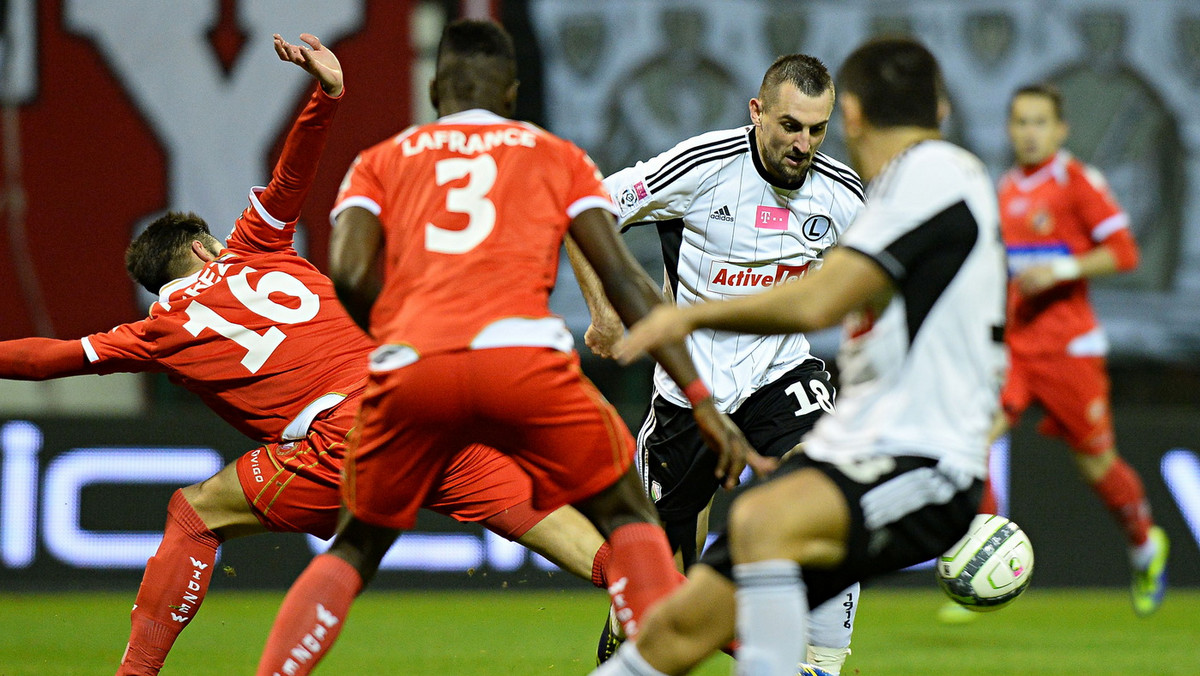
[1,0,1197,668]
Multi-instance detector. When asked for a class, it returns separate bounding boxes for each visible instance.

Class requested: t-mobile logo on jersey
[755,205,789,230]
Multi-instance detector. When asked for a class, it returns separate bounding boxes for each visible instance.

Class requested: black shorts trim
[700,453,982,608]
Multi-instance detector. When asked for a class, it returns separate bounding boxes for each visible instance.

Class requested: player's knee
[727,489,788,561]
[1072,447,1116,483]
[638,600,713,661]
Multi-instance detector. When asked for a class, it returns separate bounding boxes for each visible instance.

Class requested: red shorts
[1001,352,1114,455]
[344,347,635,530]
[236,398,550,539]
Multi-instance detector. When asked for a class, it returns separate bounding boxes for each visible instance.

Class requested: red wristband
[683,379,711,406]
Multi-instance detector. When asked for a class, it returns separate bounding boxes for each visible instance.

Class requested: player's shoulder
[1060,152,1111,192]
[810,152,864,202]
[664,126,752,163]
[637,126,751,190]
[876,140,990,206]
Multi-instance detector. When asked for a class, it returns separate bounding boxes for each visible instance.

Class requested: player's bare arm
[273,33,343,97]
[618,247,893,362]
[331,206,385,333]
[569,206,761,487]
[564,235,625,359]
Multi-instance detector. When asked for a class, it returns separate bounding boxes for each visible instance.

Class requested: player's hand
[584,318,624,359]
[1015,264,1058,297]
[616,305,692,365]
[691,400,763,490]
[274,33,343,97]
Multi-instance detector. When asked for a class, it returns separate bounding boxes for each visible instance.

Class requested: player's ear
[749,97,764,127]
[505,80,519,114]
[428,77,439,111]
[840,93,863,138]
[191,239,217,263]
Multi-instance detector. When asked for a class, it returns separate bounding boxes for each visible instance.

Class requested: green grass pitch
[1,587,1197,674]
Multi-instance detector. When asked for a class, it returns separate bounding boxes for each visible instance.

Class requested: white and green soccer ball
[937,514,1034,611]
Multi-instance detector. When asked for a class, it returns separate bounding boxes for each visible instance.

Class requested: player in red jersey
[996,83,1168,616]
[254,19,757,676]
[0,34,618,675]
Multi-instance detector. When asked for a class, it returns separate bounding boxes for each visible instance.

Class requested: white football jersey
[604,126,864,412]
[802,140,1007,478]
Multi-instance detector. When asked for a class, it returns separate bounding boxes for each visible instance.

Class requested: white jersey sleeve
[603,128,750,229]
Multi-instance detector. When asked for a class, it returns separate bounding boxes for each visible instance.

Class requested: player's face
[1008,94,1067,167]
[751,83,834,185]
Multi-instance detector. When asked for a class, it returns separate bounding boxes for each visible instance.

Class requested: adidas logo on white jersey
[710,205,734,222]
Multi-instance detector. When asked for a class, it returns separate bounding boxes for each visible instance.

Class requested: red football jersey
[81,87,374,442]
[332,109,616,355]
[999,150,1136,356]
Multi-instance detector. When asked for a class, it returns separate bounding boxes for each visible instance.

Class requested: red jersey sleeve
[331,138,395,222]
[1069,162,1139,271]
[1070,163,1127,243]
[227,85,342,256]
[81,316,173,374]
[563,142,618,220]
[0,338,90,380]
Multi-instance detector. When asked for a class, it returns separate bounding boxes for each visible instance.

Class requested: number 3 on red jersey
[181,267,320,373]
[426,154,497,254]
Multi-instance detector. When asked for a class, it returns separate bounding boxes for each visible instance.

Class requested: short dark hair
[759,53,834,105]
[125,211,216,293]
[837,37,940,129]
[1009,83,1065,121]
[434,19,517,107]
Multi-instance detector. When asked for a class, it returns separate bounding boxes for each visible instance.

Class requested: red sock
[117,490,221,676]
[603,523,681,641]
[256,554,363,676]
[591,542,612,589]
[1091,457,1152,546]
[978,477,997,515]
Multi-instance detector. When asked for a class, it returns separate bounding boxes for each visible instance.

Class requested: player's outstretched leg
[255,517,398,676]
[117,490,221,676]
[574,467,682,642]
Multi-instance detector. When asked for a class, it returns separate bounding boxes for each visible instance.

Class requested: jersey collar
[1008,149,1070,191]
[747,127,808,192]
[435,108,511,125]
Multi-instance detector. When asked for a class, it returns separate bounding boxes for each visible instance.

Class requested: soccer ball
[936,514,1034,611]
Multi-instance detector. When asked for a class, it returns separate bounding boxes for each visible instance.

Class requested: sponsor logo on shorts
[249,448,265,483]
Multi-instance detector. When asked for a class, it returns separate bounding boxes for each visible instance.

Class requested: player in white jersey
[592,38,1006,676]
[575,53,865,673]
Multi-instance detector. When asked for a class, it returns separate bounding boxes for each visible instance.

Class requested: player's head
[126,211,222,293]
[430,19,518,118]
[1007,83,1067,167]
[749,54,835,186]
[835,37,941,176]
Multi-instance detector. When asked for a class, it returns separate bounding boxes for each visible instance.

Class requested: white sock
[733,559,807,676]
[806,581,858,674]
[1130,531,1158,570]
[593,642,669,676]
